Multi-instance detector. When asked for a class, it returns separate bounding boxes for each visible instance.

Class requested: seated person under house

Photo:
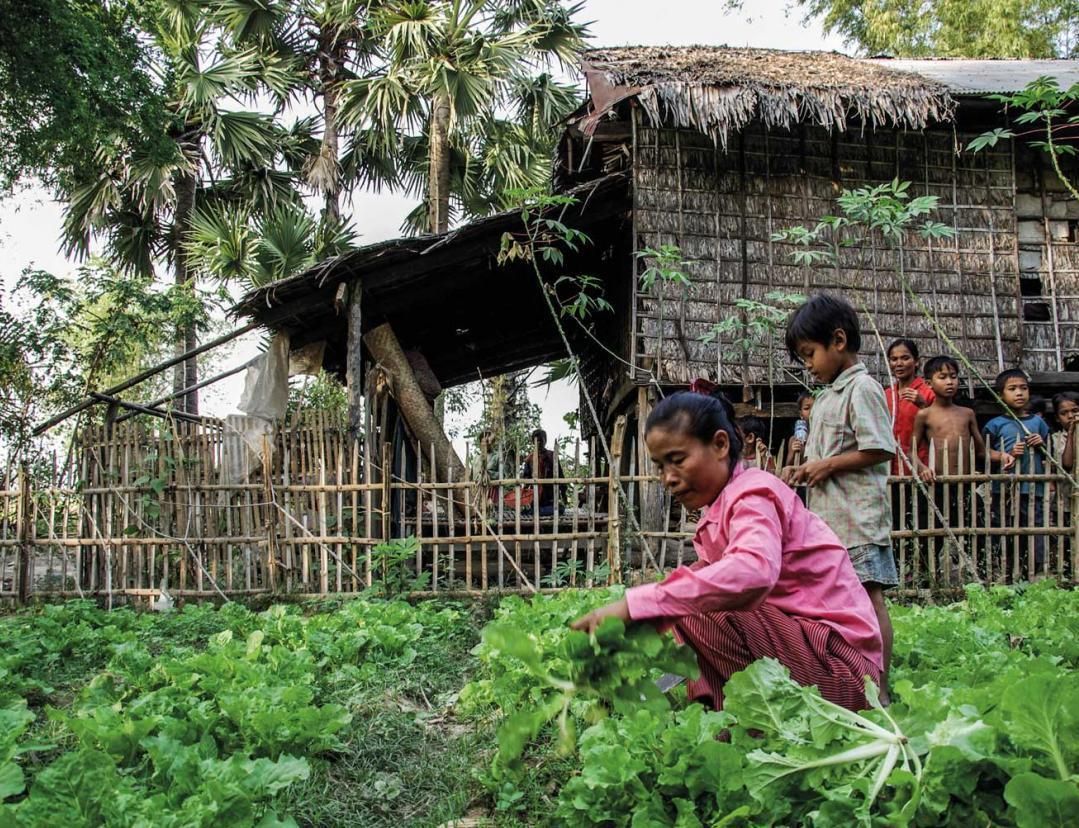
[521,429,557,516]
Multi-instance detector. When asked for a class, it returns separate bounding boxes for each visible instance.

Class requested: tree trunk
[363,323,467,517]
[172,167,199,414]
[317,30,343,224]
[427,92,452,234]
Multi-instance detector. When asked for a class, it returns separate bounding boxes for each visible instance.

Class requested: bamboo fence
[1,418,1074,603]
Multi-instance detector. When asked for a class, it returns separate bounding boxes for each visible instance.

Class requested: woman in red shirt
[884,339,933,476]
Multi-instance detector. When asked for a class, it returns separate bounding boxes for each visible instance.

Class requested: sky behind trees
[0,1,843,442]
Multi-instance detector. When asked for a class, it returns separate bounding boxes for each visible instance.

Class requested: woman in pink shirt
[572,389,883,711]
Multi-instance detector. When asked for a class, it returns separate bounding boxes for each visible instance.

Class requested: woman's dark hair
[887,338,920,361]
[738,416,767,441]
[1028,395,1047,416]
[1052,391,1079,426]
[785,294,862,361]
[646,390,743,464]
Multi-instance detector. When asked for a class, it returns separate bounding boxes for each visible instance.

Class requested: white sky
[0,1,846,453]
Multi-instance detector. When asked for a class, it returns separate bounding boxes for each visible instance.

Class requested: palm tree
[61,2,301,413]
[185,199,358,290]
[206,0,401,225]
[338,0,586,234]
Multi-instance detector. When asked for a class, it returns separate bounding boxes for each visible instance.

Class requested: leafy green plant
[703,289,807,403]
[462,583,1079,825]
[370,535,431,597]
[482,616,699,777]
[968,76,1079,201]
[635,245,691,293]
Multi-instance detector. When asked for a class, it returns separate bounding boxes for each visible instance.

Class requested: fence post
[606,416,627,584]
[262,435,277,593]
[16,465,30,604]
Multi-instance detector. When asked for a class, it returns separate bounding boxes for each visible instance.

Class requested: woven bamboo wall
[632,119,1031,388]
[1014,146,1079,372]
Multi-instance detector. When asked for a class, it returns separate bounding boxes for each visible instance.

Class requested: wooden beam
[33,322,257,435]
[89,393,220,427]
[363,323,467,513]
[347,282,364,436]
[114,360,254,424]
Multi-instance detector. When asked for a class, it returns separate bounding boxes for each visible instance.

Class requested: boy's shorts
[848,543,899,588]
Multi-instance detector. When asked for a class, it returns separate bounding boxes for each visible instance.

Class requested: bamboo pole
[34,322,257,435]
[606,416,627,585]
[15,466,29,604]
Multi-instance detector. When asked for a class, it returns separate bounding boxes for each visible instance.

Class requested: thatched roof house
[560,47,1079,404]
[237,47,1079,447]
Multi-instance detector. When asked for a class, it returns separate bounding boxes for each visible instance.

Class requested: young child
[571,389,883,712]
[984,369,1051,571]
[786,391,815,465]
[884,338,934,476]
[780,294,897,700]
[913,356,1010,481]
[911,356,1011,578]
[738,415,776,472]
[1050,391,1078,529]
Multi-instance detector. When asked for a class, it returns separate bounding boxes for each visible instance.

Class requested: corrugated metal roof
[865,58,1079,95]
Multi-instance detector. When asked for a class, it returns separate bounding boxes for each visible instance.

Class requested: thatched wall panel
[682,212,722,236]
[638,210,686,235]
[679,189,721,213]
[632,123,1031,385]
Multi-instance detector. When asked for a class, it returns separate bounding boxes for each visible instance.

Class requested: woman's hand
[570,598,631,635]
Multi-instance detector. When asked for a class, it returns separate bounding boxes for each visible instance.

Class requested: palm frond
[276,116,322,171]
[253,203,317,283]
[512,72,581,134]
[213,167,303,214]
[178,48,263,110]
[126,143,190,214]
[62,173,123,259]
[185,203,254,283]
[399,199,433,235]
[256,49,308,106]
[208,110,278,167]
[340,127,401,191]
[106,207,163,279]
[377,1,441,61]
[313,215,360,259]
[207,0,290,46]
[338,70,425,138]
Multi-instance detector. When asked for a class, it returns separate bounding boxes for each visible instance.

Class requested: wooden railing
[1,420,1074,602]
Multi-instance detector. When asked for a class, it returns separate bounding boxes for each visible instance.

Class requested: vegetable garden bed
[2,582,1076,826]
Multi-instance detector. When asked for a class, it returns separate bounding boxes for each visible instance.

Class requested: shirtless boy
[912,356,1012,480]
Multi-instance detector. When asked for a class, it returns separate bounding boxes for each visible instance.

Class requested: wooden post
[364,322,467,518]
[380,441,392,543]
[262,435,277,592]
[606,416,627,584]
[346,281,364,437]
[16,465,30,604]
[636,388,664,570]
